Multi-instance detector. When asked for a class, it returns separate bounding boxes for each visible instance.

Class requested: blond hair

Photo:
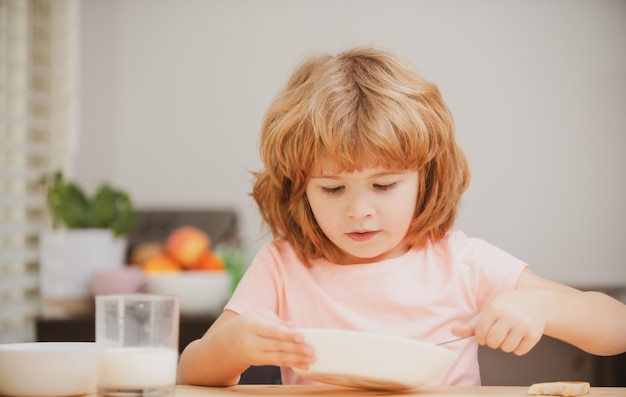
[252,47,470,263]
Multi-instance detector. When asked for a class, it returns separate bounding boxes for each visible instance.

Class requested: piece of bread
[528,381,590,396]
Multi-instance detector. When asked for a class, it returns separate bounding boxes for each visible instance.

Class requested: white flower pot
[39,229,127,301]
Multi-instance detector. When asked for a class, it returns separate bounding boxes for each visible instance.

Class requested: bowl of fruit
[134,226,236,316]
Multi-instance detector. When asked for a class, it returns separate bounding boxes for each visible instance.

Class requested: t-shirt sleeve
[450,232,529,311]
[224,242,283,315]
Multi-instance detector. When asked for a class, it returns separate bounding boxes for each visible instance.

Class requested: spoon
[436,335,474,346]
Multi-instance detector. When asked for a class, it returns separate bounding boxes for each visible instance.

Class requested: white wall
[77,0,626,288]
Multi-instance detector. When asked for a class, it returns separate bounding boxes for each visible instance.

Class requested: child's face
[306,158,418,264]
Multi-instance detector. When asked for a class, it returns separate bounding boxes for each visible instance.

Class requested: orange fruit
[128,242,163,266]
[193,251,226,271]
[142,254,182,273]
[164,226,210,268]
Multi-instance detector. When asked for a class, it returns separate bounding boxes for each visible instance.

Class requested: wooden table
[170,384,625,396]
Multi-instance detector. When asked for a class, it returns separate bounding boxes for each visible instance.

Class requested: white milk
[97,347,178,388]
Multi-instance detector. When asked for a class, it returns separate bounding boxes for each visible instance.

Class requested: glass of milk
[95,294,179,397]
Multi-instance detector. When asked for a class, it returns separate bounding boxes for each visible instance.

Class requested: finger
[243,336,314,368]
[260,337,312,356]
[451,316,477,338]
[265,350,316,370]
[484,321,511,350]
[237,329,304,360]
[256,338,316,369]
[513,332,542,356]
[473,314,496,346]
[499,328,524,353]
[257,327,303,344]
[250,316,303,343]
[451,315,480,338]
[513,337,534,356]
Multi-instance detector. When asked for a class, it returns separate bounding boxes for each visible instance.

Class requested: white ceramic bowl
[293,328,457,391]
[144,270,233,316]
[0,342,97,397]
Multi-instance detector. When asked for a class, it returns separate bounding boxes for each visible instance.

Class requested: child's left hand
[452,288,549,355]
[454,268,626,357]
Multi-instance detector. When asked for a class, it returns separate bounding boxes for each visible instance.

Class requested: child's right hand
[226,308,315,370]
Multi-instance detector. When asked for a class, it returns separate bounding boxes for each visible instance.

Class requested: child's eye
[373,182,397,191]
[322,186,344,194]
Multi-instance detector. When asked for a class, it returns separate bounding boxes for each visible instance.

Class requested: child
[177,47,626,387]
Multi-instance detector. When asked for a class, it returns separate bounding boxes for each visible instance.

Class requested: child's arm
[176,308,314,386]
[453,268,626,356]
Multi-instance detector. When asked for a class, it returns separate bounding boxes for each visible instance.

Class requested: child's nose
[346,192,374,220]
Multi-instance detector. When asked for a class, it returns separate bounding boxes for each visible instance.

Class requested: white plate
[293,328,457,391]
[0,342,97,397]
[143,271,232,316]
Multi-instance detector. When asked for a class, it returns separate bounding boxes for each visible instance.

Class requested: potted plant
[39,172,137,303]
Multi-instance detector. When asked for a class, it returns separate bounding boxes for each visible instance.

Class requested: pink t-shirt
[225,230,527,386]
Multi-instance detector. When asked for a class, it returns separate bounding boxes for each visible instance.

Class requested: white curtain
[0,0,78,343]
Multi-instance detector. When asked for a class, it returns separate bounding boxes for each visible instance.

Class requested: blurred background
[1,0,625,386]
[78,0,626,287]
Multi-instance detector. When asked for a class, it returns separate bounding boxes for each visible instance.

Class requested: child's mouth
[346,231,378,242]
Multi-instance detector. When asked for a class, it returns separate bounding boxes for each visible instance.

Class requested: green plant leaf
[89,184,117,228]
[44,173,90,228]
[108,191,137,237]
[42,171,136,236]
[58,183,90,228]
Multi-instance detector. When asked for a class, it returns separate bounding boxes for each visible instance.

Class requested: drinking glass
[95,294,179,397]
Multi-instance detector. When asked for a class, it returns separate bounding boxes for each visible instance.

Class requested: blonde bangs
[309,97,442,174]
